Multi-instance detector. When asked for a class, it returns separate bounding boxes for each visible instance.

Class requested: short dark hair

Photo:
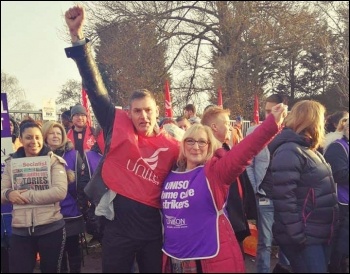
[184,104,196,113]
[175,116,189,123]
[266,94,288,105]
[129,89,155,105]
[61,110,71,121]
[159,117,176,127]
[325,111,349,133]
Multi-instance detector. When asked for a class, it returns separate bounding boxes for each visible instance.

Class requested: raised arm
[64,5,115,129]
[207,103,287,184]
[65,5,85,43]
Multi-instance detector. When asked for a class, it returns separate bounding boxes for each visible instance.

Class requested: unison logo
[165,215,187,227]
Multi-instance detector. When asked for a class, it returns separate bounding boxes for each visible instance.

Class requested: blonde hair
[41,121,68,150]
[177,124,221,171]
[284,100,325,149]
[42,121,75,183]
[201,106,231,126]
[343,119,349,139]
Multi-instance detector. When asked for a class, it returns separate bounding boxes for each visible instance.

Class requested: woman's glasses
[184,138,209,147]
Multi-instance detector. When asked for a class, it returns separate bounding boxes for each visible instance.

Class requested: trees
[94,20,170,115]
[55,79,82,112]
[1,70,34,110]
[315,2,349,111]
[80,1,348,117]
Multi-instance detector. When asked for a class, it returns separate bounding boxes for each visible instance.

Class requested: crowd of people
[1,4,348,274]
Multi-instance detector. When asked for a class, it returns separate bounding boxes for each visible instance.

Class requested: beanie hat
[71,104,87,117]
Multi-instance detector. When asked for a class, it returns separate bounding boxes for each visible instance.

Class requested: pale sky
[1,1,81,110]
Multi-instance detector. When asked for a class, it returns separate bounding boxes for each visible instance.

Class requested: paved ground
[34,236,279,273]
[76,245,278,273]
[80,245,103,273]
[32,235,349,273]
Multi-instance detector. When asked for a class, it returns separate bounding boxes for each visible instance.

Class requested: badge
[258,197,271,206]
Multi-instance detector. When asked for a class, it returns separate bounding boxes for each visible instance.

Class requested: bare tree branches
[1,70,34,110]
[77,1,348,116]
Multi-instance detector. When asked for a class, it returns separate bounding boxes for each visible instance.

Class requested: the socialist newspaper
[11,155,53,209]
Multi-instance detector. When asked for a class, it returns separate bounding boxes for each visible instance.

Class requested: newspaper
[11,155,53,209]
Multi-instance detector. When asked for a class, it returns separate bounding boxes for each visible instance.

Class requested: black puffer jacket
[268,128,338,246]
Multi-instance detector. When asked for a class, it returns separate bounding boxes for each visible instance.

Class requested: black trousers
[61,234,81,273]
[9,227,66,273]
[102,219,162,273]
[1,246,10,273]
[329,204,349,273]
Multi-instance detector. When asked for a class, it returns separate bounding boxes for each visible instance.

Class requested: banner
[164,80,173,118]
[253,94,259,124]
[82,86,92,127]
[217,87,223,107]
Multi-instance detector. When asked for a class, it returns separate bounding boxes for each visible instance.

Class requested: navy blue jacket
[269,128,338,246]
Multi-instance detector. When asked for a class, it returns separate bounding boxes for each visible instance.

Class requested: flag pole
[164,80,173,118]
[82,85,92,127]
[253,94,259,125]
[218,87,223,107]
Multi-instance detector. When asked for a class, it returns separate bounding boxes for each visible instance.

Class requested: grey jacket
[245,125,270,195]
[1,151,67,229]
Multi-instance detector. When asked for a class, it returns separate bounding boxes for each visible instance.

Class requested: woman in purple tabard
[42,121,87,273]
[161,104,288,273]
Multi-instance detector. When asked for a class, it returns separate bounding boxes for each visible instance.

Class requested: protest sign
[11,155,52,209]
[42,99,56,121]
[1,93,13,174]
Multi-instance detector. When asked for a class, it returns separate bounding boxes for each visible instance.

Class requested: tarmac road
[33,239,279,273]
[77,245,279,273]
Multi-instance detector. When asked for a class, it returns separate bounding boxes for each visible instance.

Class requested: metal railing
[229,120,251,137]
[9,110,61,122]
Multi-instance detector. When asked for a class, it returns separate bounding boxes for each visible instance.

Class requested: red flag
[82,86,92,127]
[164,80,173,118]
[217,87,223,107]
[253,94,259,124]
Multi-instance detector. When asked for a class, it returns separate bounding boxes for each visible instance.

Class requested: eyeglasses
[185,138,209,147]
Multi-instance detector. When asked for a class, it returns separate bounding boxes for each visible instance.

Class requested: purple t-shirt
[161,166,220,260]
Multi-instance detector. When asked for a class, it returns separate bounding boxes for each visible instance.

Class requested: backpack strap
[334,138,349,158]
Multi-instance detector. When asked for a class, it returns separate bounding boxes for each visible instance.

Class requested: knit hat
[71,104,87,117]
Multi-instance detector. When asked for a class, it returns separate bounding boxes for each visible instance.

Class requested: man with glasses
[67,103,96,158]
[66,103,98,251]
